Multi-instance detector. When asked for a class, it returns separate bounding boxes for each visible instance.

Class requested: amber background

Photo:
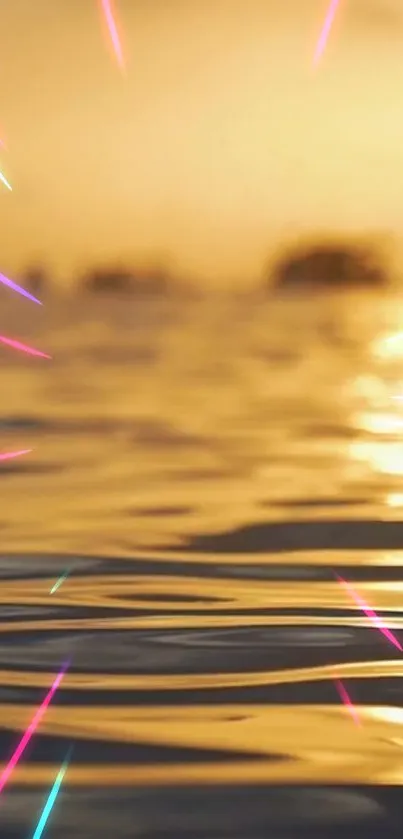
[0,0,402,286]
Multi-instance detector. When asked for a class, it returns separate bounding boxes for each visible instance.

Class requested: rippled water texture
[2,290,403,836]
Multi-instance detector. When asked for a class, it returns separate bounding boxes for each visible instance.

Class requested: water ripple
[1,296,403,836]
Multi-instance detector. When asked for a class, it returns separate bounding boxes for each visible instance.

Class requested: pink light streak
[100,0,125,71]
[313,0,341,66]
[0,450,32,462]
[336,574,402,651]
[0,663,69,795]
[334,679,360,726]
[0,272,41,305]
[0,335,51,359]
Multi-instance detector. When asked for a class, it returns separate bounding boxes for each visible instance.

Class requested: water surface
[1,290,403,837]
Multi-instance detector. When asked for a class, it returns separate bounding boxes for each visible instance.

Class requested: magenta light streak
[336,574,402,651]
[0,450,32,462]
[0,335,51,359]
[313,0,341,66]
[334,679,360,726]
[0,272,41,305]
[101,0,125,71]
[0,663,69,795]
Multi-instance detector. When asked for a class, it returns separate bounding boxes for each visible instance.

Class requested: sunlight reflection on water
[1,291,403,836]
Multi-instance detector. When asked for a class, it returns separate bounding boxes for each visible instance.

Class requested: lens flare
[31,748,72,839]
[0,271,41,304]
[313,0,341,66]
[0,663,69,795]
[336,574,402,651]
[100,0,125,71]
[0,334,51,358]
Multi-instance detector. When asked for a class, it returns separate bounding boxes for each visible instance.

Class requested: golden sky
[0,0,403,286]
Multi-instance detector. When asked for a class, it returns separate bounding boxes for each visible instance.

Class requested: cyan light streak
[31,748,73,839]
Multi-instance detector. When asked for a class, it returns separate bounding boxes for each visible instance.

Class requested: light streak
[336,574,402,651]
[0,450,32,462]
[313,0,341,66]
[50,571,70,594]
[100,0,125,71]
[31,748,73,839]
[0,271,41,305]
[0,170,12,191]
[334,679,360,725]
[0,662,69,795]
[0,335,51,359]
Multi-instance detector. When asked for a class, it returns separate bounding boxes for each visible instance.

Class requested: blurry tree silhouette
[271,242,388,290]
[81,266,171,296]
[22,266,48,296]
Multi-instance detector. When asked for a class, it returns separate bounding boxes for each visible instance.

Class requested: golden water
[1,290,403,836]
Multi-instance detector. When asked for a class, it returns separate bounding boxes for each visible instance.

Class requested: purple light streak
[0,272,41,305]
